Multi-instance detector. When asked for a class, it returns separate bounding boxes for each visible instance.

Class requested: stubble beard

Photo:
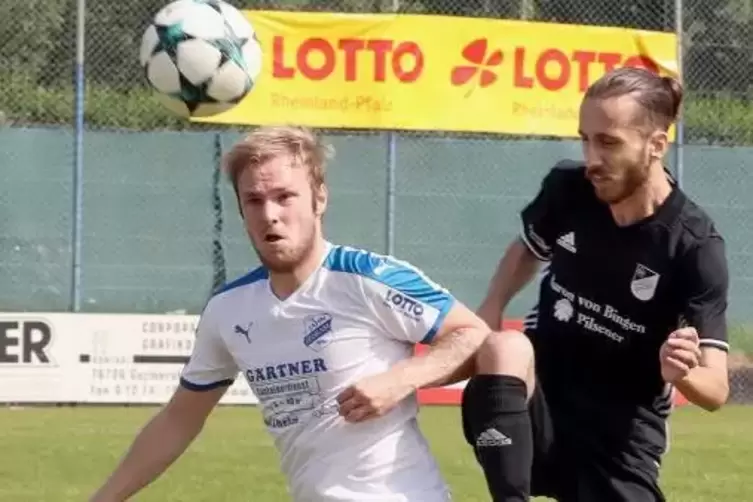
[253,226,318,274]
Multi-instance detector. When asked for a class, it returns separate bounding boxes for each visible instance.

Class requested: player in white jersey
[89,125,495,502]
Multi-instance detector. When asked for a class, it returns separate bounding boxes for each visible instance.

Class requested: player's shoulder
[194,266,268,323]
[323,244,451,297]
[549,158,586,176]
[540,158,591,196]
[673,190,725,248]
[211,265,269,302]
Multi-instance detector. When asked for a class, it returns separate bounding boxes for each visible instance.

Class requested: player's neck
[609,164,673,227]
[268,238,328,301]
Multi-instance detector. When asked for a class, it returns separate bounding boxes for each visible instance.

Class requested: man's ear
[649,129,670,161]
[314,184,328,217]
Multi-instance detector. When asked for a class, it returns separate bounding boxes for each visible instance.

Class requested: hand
[660,327,702,384]
[336,372,414,423]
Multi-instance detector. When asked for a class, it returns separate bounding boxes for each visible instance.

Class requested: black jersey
[519,160,729,467]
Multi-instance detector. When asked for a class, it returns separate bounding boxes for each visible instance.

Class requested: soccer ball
[139,0,263,118]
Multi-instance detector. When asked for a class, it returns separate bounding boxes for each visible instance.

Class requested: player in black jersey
[459,67,730,501]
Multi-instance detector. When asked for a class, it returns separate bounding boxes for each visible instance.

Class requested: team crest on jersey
[630,264,660,301]
[303,313,334,352]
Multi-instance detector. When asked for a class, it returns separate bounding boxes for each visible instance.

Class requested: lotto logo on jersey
[384,289,425,320]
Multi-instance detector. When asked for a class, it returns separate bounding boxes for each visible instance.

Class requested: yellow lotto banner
[196,12,678,138]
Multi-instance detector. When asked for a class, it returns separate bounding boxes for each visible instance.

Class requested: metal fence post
[384,0,399,257]
[211,133,227,294]
[385,132,397,256]
[674,0,685,189]
[71,0,86,312]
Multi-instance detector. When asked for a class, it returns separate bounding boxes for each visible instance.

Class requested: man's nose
[582,141,602,168]
[259,200,281,223]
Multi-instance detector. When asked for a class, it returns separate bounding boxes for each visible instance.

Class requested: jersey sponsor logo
[550,274,575,302]
[243,358,331,429]
[303,313,334,352]
[255,376,322,429]
[631,264,660,301]
[245,358,329,383]
[553,298,574,322]
[234,322,253,344]
[384,289,425,320]
[575,313,625,343]
[548,274,647,343]
[556,231,576,253]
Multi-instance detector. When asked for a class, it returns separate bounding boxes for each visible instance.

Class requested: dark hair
[584,67,683,131]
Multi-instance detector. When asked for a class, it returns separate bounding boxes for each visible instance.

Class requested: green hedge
[683,95,753,146]
[3,69,753,144]
[0,71,190,131]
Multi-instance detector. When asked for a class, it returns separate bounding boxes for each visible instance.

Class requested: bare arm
[389,302,490,390]
[670,234,730,412]
[673,347,729,411]
[336,256,495,423]
[337,301,490,422]
[90,385,227,501]
[477,238,542,329]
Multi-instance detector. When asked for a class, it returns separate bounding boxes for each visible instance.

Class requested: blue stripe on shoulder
[324,245,453,310]
[213,266,268,296]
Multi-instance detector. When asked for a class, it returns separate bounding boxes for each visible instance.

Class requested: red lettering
[572,50,596,92]
[513,48,661,92]
[392,42,423,83]
[273,36,294,79]
[514,48,534,88]
[367,40,393,81]
[297,38,335,80]
[598,52,622,73]
[622,55,659,73]
[338,39,365,81]
[536,49,570,91]
[271,36,423,83]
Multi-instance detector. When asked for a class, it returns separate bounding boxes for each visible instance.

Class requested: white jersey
[180,242,456,502]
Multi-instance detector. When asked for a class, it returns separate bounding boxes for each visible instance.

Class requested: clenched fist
[660,327,702,384]
[336,372,413,423]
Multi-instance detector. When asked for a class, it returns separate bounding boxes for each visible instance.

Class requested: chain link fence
[1,0,752,400]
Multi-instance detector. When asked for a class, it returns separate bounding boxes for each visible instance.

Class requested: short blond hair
[223,125,333,193]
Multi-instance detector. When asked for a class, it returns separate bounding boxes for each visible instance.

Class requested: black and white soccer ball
[139,0,263,118]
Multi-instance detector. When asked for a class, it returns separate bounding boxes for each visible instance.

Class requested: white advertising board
[0,313,258,404]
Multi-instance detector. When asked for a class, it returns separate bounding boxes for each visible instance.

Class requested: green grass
[730,326,753,356]
[1,405,752,501]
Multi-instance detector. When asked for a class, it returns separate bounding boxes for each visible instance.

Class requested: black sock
[461,374,533,502]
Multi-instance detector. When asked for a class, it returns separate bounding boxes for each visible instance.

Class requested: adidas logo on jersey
[556,231,576,253]
[475,428,512,447]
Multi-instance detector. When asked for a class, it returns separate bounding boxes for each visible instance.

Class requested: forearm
[393,327,489,391]
[478,239,541,327]
[91,408,203,501]
[674,366,729,412]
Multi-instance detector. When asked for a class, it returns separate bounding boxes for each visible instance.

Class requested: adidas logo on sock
[475,428,513,447]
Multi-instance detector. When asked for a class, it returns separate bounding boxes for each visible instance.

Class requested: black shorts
[527,383,666,502]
